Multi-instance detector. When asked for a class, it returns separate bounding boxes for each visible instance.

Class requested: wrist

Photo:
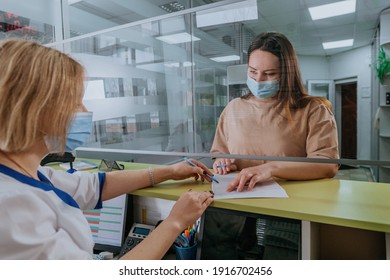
[264,161,279,177]
[163,216,185,235]
[152,166,174,184]
[147,167,155,186]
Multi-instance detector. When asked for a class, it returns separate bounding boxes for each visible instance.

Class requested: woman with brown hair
[211,31,339,191]
[204,32,339,260]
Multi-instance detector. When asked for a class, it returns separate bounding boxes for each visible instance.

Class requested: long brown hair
[243,32,331,117]
[0,39,85,152]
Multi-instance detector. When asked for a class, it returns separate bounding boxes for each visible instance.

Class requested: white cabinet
[378,86,390,181]
[377,10,390,182]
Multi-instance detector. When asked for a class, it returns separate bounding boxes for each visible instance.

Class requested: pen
[216,163,230,168]
[175,234,189,247]
[184,157,219,183]
[203,172,220,183]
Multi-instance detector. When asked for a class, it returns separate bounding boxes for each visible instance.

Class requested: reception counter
[62,159,390,259]
[125,163,390,259]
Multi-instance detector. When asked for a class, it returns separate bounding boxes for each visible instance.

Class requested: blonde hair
[0,39,85,152]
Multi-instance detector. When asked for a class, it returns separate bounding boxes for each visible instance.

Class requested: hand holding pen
[213,158,237,175]
[167,158,216,183]
[184,157,219,183]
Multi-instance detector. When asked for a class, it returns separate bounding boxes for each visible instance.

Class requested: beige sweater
[210,96,339,170]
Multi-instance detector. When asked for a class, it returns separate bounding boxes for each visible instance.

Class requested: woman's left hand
[213,158,237,175]
[226,164,273,192]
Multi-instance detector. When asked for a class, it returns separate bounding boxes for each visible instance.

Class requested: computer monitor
[83,194,133,254]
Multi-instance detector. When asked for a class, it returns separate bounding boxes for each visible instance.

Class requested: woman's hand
[166,190,214,231]
[226,164,272,192]
[168,159,214,183]
[120,190,214,260]
[213,158,237,175]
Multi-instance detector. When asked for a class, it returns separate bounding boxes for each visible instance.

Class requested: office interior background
[2,0,390,184]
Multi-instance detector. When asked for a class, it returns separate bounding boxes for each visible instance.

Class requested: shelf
[381,75,390,86]
[380,89,390,107]
[380,11,390,46]
[380,42,390,48]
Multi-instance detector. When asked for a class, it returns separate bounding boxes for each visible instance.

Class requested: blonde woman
[0,39,213,260]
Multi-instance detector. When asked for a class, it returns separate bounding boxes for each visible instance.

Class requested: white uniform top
[0,164,105,259]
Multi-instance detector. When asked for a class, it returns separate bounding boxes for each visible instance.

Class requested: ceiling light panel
[196,0,258,28]
[309,0,356,20]
[322,39,354,49]
[156,32,200,44]
[210,55,240,62]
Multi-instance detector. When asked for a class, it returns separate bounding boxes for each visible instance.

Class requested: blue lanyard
[0,164,79,208]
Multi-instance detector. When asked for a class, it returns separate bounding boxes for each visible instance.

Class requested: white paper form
[212,173,288,199]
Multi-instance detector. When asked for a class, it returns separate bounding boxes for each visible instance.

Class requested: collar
[0,164,79,208]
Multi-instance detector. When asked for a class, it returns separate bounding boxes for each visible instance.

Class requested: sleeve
[306,102,339,159]
[39,166,105,210]
[0,190,93,260]
[210,107,230,155]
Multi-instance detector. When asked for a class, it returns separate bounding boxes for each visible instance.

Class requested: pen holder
[174,243,198,260]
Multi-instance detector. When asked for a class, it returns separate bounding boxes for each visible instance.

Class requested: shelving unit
[227,64,248,101]
[194,68,227,152]
[377,9,390,182]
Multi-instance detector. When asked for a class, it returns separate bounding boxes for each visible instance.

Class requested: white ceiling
[69,0,390,56]
[250,0,390,56]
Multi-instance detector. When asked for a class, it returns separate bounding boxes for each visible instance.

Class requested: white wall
[299,55,330,83]
[298,46,372,160]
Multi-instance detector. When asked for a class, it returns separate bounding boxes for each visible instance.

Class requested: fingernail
[209,190,215,195]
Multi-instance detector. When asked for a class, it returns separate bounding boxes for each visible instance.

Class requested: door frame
[334,77,358,159]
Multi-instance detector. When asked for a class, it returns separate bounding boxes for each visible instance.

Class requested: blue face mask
[65,112,93,151]
[246,76,279,99]
[45,112,93,153]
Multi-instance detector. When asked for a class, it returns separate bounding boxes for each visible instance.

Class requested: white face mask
[246,75,280,98]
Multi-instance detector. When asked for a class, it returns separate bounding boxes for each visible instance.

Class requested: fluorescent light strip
[309,0,356,20]
[210,55,240,62]
[165,61,194,67]
[196,0,258,28]
[323,39,354,49]
[156,32,200,44]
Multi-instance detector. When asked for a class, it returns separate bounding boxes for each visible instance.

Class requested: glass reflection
[3,0,390,182]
